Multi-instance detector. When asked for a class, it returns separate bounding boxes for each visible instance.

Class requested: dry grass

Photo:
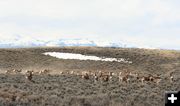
[0,47,179,106]
[0,74,179,106]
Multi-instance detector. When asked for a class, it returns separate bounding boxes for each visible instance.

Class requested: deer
[153,76,162,85]
[93,72,99,82]
[101,75,109,82]
[5,69,16,74]
[108,72,113,82]
[59,71,64,75]
[128,72,139,83]
[13,69,22,74]
[81,71,89,80]
[169,72,174,83]
[118,72,130,83]
[70,71,74,75]
[5,69,13,74]
[25,70,34,82]
[39,69,51,75]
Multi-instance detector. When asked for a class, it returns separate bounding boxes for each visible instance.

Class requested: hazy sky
[0,0,180,49]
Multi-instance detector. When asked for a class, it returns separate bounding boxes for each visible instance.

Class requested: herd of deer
[80,70,174,85]
[5,69,51,82]
[4,69,174,85]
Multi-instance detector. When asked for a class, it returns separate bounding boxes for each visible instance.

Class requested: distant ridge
[0,37,129,48]
[0,36,156,49]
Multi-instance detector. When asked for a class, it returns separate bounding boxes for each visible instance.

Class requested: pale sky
[0,0,180,49]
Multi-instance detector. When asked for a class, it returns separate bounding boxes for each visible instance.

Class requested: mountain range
[0,37,131,48]
[0,36,156,49]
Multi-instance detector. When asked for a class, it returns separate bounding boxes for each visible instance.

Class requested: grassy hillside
[0,47,179,106]
[0,47,179,74]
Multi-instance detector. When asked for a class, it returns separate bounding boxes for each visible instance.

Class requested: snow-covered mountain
[0,37,129,48]
[45,39,97,47]
[0,36,155,49]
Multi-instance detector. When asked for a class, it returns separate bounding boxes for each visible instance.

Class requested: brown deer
[25,70,34,82]
[118,72,130,83]
[5,69,12,74]
[39,69,51,75]
[101,75,109,82]
[153,76,162,85]
[13,69,22,73]
[5,69,15,74]
[169,72,174,83]
[81,72,89,80]
[93,72,99,82]
[59,71,64,75]
[108,72,113,81]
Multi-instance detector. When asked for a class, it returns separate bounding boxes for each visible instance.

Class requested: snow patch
[43,52,132,63]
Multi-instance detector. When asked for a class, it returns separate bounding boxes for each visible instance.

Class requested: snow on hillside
[0,35,157,49]
[44,52,132,63]
[0,36,126,48]
[45,39,96,47]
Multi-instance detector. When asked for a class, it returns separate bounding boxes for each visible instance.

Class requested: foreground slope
[0,47,179,106]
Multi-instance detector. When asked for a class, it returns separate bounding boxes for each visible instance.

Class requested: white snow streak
[43,52,132,63]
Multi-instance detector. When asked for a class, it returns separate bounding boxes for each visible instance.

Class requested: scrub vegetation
[0,47,179,106]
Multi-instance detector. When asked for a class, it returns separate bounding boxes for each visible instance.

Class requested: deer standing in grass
[25,70,34,82]
[81,71,89,80]
[93,72,98,82]
[118,71,130,83]
[169,72,174,83]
